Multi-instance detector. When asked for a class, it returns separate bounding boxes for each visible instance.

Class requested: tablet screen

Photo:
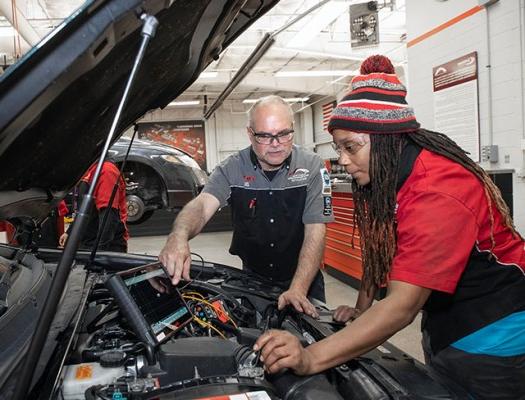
[121,265,192,342]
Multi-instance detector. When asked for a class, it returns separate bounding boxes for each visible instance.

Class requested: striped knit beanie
[328,55,420,134]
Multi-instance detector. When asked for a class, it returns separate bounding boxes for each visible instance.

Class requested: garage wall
[126,101,308,173]
[406,0,525,232]
[313,98,338,160]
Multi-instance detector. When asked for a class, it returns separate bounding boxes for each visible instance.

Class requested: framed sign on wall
[137,121,207,170]
[433,52,480,162]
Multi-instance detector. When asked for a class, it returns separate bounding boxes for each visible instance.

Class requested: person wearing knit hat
[255,55,525,398]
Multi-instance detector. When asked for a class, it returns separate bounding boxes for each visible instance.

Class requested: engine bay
[0,247,453,400]
[58,261,349,400]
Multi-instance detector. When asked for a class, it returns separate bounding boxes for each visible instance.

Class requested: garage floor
[129,231,425,363]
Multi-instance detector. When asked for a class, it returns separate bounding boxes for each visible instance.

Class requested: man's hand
[158,235,192,285]
[158,193,220,285]
[59,233,68,248]
[333,305,361,323]
[254,330,314,375]
[278,289,318,318]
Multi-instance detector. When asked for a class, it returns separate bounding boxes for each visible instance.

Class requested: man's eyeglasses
[249,127,294,145]
[331,140,367,156]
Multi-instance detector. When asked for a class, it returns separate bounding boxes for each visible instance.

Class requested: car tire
[126,194,154,224]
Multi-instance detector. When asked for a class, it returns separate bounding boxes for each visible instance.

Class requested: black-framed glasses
[331,140,367,156]
[249,127,294,145]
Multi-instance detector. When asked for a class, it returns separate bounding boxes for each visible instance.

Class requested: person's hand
[158,234,192,285]
[147,265,170,293]
[254,330,314,375]
[332,305,361,323]
[278,289,319,318]
[58,233,68,248]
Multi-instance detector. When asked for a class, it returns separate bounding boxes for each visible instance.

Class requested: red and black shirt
[77,161,128,252]
[391,142,525,354]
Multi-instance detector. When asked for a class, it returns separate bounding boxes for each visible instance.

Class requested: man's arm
[159,192,220,284]
[278,223,326,317]
[256,280,431,375]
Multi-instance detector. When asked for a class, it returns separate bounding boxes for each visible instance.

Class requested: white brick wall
[406,0,525,232]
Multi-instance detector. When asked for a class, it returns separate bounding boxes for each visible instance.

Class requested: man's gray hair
[247,95,294,128]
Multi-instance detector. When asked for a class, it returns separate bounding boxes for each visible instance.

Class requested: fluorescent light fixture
[168,100,200,106]
[198,71,218,78]
[229,45,364,62]
[274,70,357,77]
[242,97,309,104]
[286,2,349,48]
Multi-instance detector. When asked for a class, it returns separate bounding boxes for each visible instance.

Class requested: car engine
[0,248,452,400]
[58,262,347,400]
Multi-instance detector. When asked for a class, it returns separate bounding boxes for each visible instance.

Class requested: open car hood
[0,0,278,221]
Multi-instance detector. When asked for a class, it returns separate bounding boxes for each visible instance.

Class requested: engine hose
[144,343,156,365]
[84,385,102,400]
[233,344,254,366]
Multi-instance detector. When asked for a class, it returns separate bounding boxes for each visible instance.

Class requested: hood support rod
[12,14,159,400]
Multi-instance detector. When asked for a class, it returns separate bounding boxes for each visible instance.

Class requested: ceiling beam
[0,0,41,48]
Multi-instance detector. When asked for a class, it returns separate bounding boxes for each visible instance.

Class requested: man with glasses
[160,95,334,316]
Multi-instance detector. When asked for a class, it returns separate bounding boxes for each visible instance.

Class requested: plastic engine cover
[159,337,239,382]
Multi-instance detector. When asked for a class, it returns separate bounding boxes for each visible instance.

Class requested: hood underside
[0,0,278,220]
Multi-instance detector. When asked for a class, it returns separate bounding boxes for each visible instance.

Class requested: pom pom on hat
[360,54,395,75]
[328,55,420,135]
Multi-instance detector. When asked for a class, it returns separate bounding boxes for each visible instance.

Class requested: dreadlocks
[354,128,520,290]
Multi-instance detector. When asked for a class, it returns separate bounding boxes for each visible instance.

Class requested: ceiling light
[198,71,218,78]
[274,70,357,77]
[168,100,200,106]
[242,97,309,104]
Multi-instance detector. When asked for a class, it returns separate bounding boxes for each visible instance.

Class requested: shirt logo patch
[323,196,332,216]
[320,168,331,195]
[288,168,310,182]
[243,175,256,187]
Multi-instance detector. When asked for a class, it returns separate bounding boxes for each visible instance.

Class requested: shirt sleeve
[201,161,231,207]
[389,191,479,294]
[302,157,334,224]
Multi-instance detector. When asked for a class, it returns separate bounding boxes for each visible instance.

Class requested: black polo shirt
[203,145,334,283]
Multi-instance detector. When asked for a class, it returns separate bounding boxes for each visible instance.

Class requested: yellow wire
[193,316,226,339]
[183,291,205,299]
[183,295,238,329]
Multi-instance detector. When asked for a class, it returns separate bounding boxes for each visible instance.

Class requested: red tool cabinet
[323,186,363,282]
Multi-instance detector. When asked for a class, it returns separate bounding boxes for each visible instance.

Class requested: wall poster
[433,51,480,162]
[137,121,207,170]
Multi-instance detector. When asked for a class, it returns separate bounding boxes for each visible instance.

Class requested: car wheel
[128,210,154,225]
[126,194,154,224]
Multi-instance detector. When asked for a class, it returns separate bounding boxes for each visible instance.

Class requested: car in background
[109,137,208,224]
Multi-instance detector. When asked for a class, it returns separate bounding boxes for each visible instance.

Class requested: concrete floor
[129,231,425,362]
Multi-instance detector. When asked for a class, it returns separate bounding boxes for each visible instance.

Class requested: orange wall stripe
[407,5,484,48]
